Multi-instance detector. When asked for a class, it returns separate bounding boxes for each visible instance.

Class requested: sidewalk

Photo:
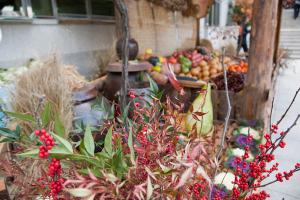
[265,60,300,200]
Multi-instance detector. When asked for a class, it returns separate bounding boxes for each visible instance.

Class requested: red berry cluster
[245,190,270,200]
[48,158,62,177]
[35,129,64,199]
[190,178,209,200]
[50,178,65,198]
[35,129,55,158]
[192,182,206,198]
[231,124,300,200]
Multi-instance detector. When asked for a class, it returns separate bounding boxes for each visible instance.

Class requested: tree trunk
[241,0,280,125]
[273,0,283,64]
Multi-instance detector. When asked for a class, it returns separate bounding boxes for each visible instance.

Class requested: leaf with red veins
[192,112,207,121]
[191,143,204,160]
[75,171,86,181]
[133,182,147,200]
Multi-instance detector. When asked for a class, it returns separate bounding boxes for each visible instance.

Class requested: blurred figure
[237,18,251,55]
[294,0,300,19]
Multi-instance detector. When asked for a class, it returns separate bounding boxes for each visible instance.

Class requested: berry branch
[276,86,300,125]
[269,114,300,155]
[253,167,300,188]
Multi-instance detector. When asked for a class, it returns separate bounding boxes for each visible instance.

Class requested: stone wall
[125,0,197,56]
[0,22,116,77]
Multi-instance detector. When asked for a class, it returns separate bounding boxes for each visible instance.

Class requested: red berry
[47,145,52,150]
[44,132,50,138]
[39,152,45,158]
[39,146,45,151]
[279,141,286,148]
[44,151,49,158]
[41,129,46,134]
[40,135,46,141]
[35,130,41,136]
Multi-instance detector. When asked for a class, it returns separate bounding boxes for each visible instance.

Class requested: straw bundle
[62,64,87,91]
[12,57,73,135]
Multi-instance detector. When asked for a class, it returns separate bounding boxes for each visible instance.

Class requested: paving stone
[265,59,300,199]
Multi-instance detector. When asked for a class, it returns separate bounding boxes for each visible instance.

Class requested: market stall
[0,0,294,199]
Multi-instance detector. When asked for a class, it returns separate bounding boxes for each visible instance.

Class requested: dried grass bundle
[12,57,73,135]
[62,65,87,91]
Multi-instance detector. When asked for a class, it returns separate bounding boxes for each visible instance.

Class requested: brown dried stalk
[210,47,232,199]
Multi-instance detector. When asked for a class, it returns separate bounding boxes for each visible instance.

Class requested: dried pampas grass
[12,57,73,136]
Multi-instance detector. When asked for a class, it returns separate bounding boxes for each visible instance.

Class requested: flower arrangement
[0,71,299,199]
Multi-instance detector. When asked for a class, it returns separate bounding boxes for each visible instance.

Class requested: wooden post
[241,0,280,125]
[114,0,129,115]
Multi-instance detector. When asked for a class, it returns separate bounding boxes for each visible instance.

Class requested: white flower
[214,172,235,190]
[231,148,254,161]
[239,127,261,140]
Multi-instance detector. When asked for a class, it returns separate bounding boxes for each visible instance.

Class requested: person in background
[237,18,251,55]
[294,0,300,19]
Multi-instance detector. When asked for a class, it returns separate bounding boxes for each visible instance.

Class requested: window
[207,3,220,26]
[0,0,115,21]
[57,0,86,16]
[91,0,114,17]
[31,0,53,17]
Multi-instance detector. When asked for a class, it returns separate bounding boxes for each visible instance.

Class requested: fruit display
[227,60,248,73]
[142,48,249,88]
[144,48,223,82]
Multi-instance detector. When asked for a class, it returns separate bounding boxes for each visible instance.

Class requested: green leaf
[50,146,72,154]
[41,102,52,126]
[66,188,93,198]
[0,128,18,139]
[147,74,158,94]
[49,146,73,158]
[112,140,125,178]
[17,149,39,158]
[54,114,65,138]
[95,151,110,159]
[142,114,150,123]
[122,103,130,123]
[104,126,113,157]
[51,132,73,153]
[156,90,164,100]
[79,140,89,156]
[84,125,95,157]
[5,111,35,122]
[0,137,17,143]
[128,129,135,165]
[15,125,21,138]
[78,168,102,177]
